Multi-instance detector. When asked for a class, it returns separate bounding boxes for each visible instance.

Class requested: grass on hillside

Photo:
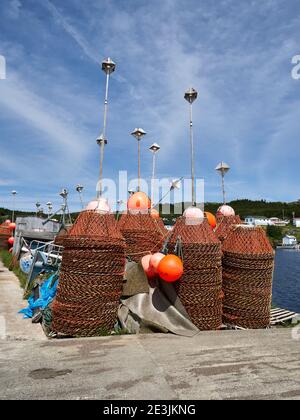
[0,249,27,289]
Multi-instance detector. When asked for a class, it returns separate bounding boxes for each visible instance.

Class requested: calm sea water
[272,249,300,313]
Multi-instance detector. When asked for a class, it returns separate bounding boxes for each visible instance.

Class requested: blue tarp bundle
[19,274,58,319]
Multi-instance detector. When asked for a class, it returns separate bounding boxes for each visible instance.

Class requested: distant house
[245,216,289,226]
[269,217,290,226]
[282,235,297,246]
[244,216,270,226]
[293,218,300,228]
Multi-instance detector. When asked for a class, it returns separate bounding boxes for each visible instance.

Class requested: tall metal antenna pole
[131,128,146,191]
[97,57,116,198]
[149,143,160,206]
[116,199,123,220]
[76,185,84,209]
[184,88,198,206]
[46,202,53,217]
[60,188,72,226]
[216,162,230,204]
[221,172,225,204]
[35,201,41,217]
[11,190,17,223]
[138,140,141,191]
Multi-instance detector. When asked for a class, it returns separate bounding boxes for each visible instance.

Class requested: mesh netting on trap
[118,213,167,262]
[168,217,223,331]
[51,211,126,337]
[222,226,274,329]
[215,215,242,242]
[0,224,10,249]
[54,225,72,246]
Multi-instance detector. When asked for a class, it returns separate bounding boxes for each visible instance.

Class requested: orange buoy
[157,254,183,283]
[8,236,14,245]
[149,252,165,273]
[205,212,216,229]
[8,222,16,231]
[127,192,151,214]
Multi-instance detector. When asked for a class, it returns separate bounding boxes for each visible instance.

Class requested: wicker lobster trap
[168,217,223,330]
[54,225,72,246]
[0,223,10,249]
[222,225,274,329]
[52,211,126,337]
[118,213,167,262]
[215,215,241,242]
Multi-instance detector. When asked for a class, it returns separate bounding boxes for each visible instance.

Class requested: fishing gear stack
[222,225,274,329]
[215,214,242,242]
[51,210,126,336]
[168,216,223,330]
[161,88,222,330]
[118,212,166,262]
[54,225,72,246]
[0,222,10,249]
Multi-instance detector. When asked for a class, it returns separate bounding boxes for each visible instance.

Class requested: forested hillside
[2,199,300,224]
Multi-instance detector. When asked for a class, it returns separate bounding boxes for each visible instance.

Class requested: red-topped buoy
[127,192,151,214]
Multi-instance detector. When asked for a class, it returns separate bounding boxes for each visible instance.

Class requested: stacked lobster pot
[0,223,10,249]
[168,217,223,330]
[222,225,274,329]
[215,215,241,242]
[54,225,72,246]
[52,211,126,336]
[118,213,167,262]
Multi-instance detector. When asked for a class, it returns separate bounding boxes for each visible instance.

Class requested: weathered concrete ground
[1,261,300,400]
[0,260,46,341]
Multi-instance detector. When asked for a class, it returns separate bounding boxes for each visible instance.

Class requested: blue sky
[0,0,299,211]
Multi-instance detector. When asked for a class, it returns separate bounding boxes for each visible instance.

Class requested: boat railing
[23,240,64,293]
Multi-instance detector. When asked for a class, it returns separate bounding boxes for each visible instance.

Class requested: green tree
[266,225,282,241]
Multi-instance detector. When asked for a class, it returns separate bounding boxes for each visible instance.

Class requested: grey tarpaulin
[118,262,199,337]
[122,261,149,297]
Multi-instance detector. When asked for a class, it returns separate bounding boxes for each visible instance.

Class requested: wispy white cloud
[43,0,98,63]
[0,73,86,155]
[0,179,16,187]
[5,0,22,20]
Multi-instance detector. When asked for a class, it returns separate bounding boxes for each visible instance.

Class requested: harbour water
[273,249,300,313]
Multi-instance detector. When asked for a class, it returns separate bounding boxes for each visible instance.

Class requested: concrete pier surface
[0,261,300,400]
[0,260,46,341]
